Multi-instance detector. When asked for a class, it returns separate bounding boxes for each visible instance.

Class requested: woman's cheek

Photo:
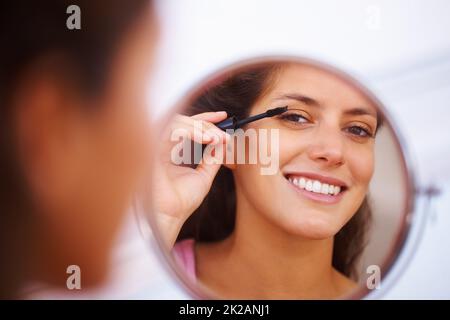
[345,147,374,216]
[277,131,305,163]
[352,146,375,188]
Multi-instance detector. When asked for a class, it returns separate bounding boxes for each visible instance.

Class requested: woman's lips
[284,173,348,205]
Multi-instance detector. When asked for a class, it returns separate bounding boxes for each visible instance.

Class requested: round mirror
[143,56,415,299]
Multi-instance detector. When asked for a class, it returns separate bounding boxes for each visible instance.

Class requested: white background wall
[32,0,450,299]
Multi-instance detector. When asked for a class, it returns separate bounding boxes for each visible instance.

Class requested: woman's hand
[153,111,230,248]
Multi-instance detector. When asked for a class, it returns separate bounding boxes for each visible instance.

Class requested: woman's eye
[346,125,372,138]
[279,113,310,124]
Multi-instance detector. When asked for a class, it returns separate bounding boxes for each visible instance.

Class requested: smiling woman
[149,59,394,299]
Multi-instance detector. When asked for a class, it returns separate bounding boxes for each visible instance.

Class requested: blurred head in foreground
[0,0,157,298]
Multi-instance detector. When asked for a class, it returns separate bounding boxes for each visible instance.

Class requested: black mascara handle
[216,116,238,131]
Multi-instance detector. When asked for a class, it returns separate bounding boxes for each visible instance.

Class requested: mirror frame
[141,55,418,300]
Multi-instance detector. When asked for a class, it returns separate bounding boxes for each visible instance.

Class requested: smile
[284,172,348,204]
[287,176,342,195]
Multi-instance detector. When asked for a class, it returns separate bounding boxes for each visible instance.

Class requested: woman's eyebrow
[272,93,320,106]
[343,107,377,119]
[273,93,377,119]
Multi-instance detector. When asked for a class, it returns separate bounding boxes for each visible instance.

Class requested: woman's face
[232,63,378,239]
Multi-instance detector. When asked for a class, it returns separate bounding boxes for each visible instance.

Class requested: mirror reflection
[150,58,411,299]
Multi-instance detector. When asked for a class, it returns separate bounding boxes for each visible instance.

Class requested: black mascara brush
[216,106,288,131]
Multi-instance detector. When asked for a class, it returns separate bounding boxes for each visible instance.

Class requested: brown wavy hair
[177,62,378,280]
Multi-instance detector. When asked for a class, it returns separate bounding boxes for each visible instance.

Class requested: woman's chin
[280,214,341,240]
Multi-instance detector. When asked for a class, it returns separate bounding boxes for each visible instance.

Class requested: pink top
[172,238,197,282]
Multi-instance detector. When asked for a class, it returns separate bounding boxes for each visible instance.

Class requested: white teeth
[321,183,329,195]
[299,177,306,188]
[287,176,343,196]
[312,180,321,193]
[334,186,341,195]
[329,185,335,194]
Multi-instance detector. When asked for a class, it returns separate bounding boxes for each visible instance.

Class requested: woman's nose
[306,125,345,167]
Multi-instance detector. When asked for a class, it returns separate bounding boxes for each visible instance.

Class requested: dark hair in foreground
[177,62,380,280]
[0,0,151,298]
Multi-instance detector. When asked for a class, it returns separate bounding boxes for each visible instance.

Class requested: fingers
[195,142,225,185]
[191,111,227,123]
[169,118,214,145]
[170,112,231,145]
[196,159,222,188]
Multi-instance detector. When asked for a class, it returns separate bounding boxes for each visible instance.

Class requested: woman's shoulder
[173,238,195,254]
[172,239,227,281]
[173,238,197,281]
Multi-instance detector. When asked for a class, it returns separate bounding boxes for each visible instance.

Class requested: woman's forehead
[252,63,377,116]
